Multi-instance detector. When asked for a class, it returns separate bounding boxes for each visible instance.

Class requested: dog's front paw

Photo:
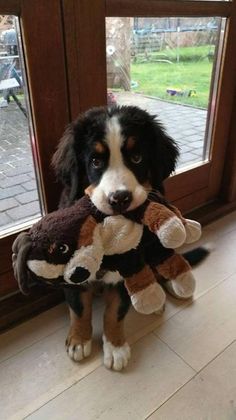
[157,216,186,248]
[131,282,166,314]
[103,335,131,371]
[184,219,202,244]
[66,335,92,362]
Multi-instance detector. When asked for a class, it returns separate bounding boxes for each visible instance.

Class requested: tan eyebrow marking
[94,142,106,154]
[84,184,95,197]
[126,136,136,150]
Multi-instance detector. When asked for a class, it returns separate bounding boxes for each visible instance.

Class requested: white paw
[131,282,166,314]
[157,216,186,248]
[165,271,196,299]
[67,340,92,362]
[184,219,202,244]
[103,335,131,371]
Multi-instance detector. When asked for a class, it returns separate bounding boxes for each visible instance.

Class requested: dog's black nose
[108,190,132,213]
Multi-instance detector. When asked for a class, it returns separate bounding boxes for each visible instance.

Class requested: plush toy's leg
[125,265,166,315]
[103,284,131,371]
[142,202,186,248]
[169,205,202,244]
[184,219,202,244]
[156,253,196,299]
[64,287,93,362]
[157,216,186,249]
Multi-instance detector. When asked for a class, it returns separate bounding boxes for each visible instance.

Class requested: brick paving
[0,102,40,229]
[116,92,207,167]
[0,94,207,232]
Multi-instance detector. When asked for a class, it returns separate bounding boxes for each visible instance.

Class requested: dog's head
[52,106,179,214]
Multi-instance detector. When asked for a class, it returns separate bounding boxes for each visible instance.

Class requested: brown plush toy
[12,194,201,314]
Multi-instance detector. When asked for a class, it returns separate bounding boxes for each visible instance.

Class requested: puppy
[52,105,205,371]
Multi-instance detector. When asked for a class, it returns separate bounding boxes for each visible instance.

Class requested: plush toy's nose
[108,190,132,213]
[70,267,90,284]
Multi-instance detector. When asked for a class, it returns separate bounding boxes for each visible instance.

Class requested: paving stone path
[116,92,207,167]
[0,95,207,231]
[0,102,40,229]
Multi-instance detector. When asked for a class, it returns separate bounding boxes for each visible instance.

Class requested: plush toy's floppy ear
[12,232,32,295]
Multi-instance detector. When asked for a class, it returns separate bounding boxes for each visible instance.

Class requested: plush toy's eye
[59,244,69,254]
[92,158,104,169]
[131,154,142,164]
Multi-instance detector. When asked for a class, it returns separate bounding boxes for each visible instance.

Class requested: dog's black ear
[52,121,86,204]
[12,232,32,295]
[149,119,179,190]
[52,124,77,187]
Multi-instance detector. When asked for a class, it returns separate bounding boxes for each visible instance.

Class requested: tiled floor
[1,212,236,420]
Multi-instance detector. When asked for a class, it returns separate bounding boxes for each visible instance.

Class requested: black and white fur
[52,105,207,371]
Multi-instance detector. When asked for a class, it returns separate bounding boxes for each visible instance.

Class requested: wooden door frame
[62,0,236,211]
[2,0,236,331]
[61,0,107,118]
[0,0,70,301]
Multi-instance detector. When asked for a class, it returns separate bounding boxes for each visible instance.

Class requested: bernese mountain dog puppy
[52,105,206,371]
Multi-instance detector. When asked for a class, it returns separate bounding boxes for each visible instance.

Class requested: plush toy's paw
[103,335,131,371]
[157,216,186,248]
[184,219,202,244]
[165,271,196,299]
[154,303,165,316]
[66,335,92,362]
[131,282,166,314]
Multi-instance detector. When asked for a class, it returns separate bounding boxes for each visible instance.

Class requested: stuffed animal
[12,195,201,314]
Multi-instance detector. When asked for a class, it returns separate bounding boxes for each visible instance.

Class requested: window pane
[0,16,42,235]
[106,17,225,170]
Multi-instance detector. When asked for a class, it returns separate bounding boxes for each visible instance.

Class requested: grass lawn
[130,47,214,108]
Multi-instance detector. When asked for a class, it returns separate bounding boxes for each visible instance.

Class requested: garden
[130,45,215,109]
[106,17,219,110]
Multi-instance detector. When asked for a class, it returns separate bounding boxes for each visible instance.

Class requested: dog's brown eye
[131,154,142,164]
[59,244,69,254]
[92,158,103,169]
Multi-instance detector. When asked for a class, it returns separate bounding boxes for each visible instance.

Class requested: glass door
[1,0,236,319]
[106,16,223,170]
[0,0,70,298]
[105,1,236,213]
[63,0,236,213]
[0,15,42,236]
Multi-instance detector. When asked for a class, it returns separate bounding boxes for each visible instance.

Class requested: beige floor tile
[155,273,236,371]
[27,333,194,420]
[126,295,185,345]
[148,340,236,420]
[0,294,185,419]
[180,223,236,299]
[207,210,236,237]
[0,295,104,365]
[0,303,68,364]
[0,305,104,420]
